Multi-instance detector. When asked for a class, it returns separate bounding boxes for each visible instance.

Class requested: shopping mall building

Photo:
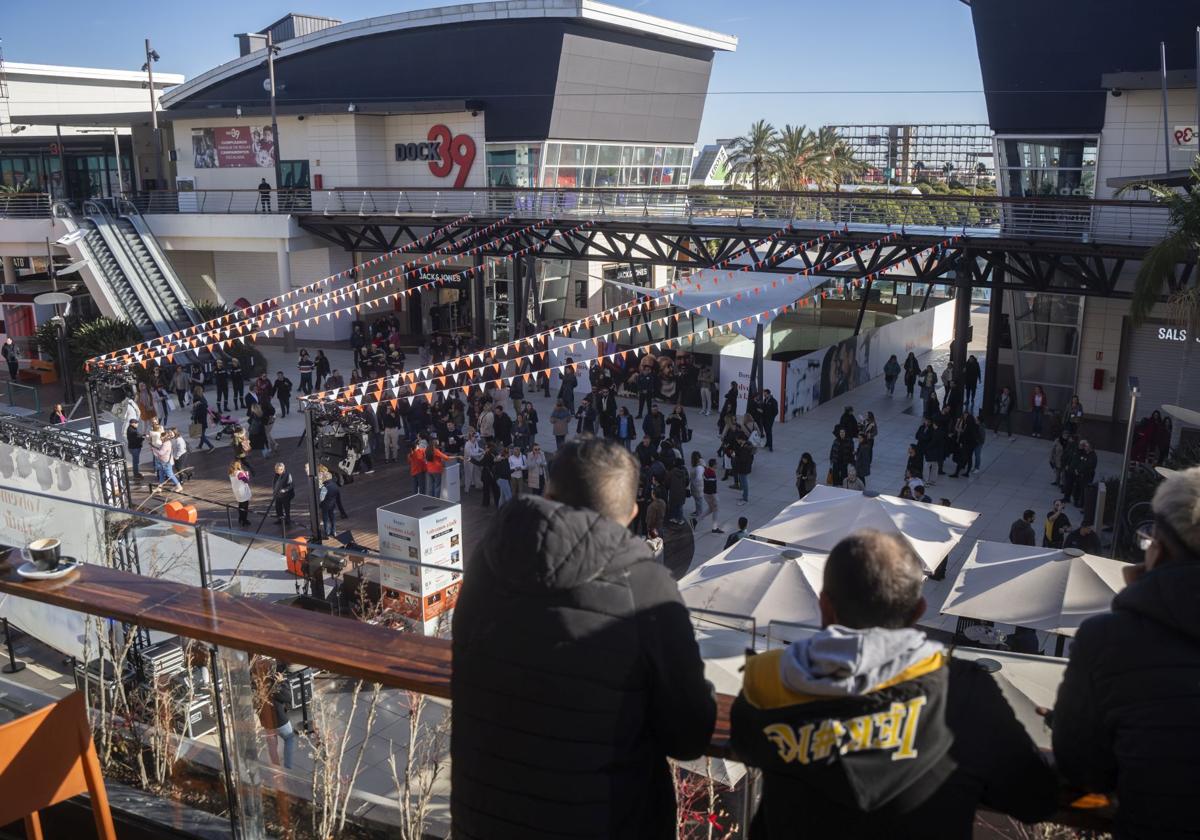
[2,1,736,344]
[969,0,1200,431]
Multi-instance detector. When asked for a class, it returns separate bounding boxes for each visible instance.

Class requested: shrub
[37,315,144,378]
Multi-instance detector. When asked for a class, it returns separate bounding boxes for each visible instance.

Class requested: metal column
[471,254,486,345]
[524,253,539,333]
[981,260,1005,420]
[852,278,874,336]
[748,323,765,399]
[950,274,974,383]
[302,406,322,541]
[511,255,524,340]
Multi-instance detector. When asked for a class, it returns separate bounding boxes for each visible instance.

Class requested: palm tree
[768,124,823,191]
[814,126,868,190]
[1119,160,1200,328]
[727,120,777,192]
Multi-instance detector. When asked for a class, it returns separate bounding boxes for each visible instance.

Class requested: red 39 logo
[426,124,476,188]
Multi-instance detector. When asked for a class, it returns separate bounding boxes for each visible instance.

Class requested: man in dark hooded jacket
[731,530,1056,838]
[1052,466,1200,838]
[451,437,716,839]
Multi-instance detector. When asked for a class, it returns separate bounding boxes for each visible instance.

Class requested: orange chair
[0,691,117,839]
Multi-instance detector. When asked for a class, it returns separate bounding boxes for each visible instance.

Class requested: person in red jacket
[408,443,426,495]
[421,438,458,498]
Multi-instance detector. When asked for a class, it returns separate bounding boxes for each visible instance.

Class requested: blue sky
[3,0,988,145]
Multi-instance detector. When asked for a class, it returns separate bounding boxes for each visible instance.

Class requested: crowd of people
[116,323,1116,564]
[448,436,1200,839]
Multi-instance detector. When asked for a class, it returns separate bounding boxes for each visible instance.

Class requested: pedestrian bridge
[108,186,1169,249]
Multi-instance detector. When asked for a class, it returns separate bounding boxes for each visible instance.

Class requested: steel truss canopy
[296,214,1162,299]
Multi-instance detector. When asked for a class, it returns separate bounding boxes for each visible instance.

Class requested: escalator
[80,200,196,337]
[112,216,192,332]
[53,202,158,340]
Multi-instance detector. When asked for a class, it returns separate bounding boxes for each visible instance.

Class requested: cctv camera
[1111,89,1122,97]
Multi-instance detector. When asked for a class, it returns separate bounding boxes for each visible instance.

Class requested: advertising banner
[377,495,463,636]
[191,126,276,169]
[784,300,954,418]
[0,446,108,660]
[716,350,784,418]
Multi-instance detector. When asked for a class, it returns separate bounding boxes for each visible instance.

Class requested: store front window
[1007,291,1085,413]
[538,142,692,189]
[997,138,1098,199]
[485,144,541,188]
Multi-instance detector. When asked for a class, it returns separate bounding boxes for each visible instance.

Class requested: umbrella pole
[1111,382,1139,558]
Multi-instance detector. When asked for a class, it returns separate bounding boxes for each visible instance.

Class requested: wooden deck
[133,432,502,565]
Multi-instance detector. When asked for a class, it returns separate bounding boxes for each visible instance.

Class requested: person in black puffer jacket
[1053,466,1200,839]
[451,438,716,840]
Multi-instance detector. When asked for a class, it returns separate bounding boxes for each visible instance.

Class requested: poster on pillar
[547,334,599,399]
[716,347,784,418]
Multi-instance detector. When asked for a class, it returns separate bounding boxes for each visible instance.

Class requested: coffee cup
[27,538,61,572]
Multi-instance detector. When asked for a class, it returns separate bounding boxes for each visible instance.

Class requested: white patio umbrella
[951,648,1066,751]
[940,541,1127,637]
[750,485,979,574]
[679,538,827,629]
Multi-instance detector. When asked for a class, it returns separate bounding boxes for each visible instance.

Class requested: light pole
[34,292,74,404]
[1111,377,1140,558]
[142,39,165,189]
[265,33,283,200]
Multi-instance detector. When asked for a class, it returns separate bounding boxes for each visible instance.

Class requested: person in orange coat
[422,438,459,498]
[408,443,427,495]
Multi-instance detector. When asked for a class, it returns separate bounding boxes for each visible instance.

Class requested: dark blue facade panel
[169,20,568,142]
[971,0,1200,134]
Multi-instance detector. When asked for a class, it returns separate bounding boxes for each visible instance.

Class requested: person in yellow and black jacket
[731,530,1057,839]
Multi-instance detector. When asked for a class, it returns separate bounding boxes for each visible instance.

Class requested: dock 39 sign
[395,124,476,188]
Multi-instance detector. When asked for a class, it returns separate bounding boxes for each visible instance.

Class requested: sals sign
[395,124,476,188]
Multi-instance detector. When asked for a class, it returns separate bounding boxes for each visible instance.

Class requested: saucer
[16,559,80,581]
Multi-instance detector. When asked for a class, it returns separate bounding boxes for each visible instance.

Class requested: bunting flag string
[304,228,852,402]
[305,228,889,404]
[93,215,553,369]
[91,213,477,366]
[111,218,600,372]
[317,233,960,410]
[92,218,822,372]
[330,293,815,412]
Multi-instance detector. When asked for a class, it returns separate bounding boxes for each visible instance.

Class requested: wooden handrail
[0,563,1105,829]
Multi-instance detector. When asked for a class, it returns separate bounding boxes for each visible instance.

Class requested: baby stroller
[209,407,239,440]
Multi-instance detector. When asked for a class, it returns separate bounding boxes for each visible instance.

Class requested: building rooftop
[161,0,737,108]
[2,61,184,87]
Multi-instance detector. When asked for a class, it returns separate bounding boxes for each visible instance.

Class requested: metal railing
[0,192,52,218]
[127,186,1173,247]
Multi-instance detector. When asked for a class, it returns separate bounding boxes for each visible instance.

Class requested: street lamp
[141,39,165,189]
[264,33,284,199]
[33,292,74,404]
[1111,376,1140,557]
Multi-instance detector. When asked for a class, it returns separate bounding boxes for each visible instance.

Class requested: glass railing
[0,486,1112,838]
[0,486,465,839]
[124,187,1173,246]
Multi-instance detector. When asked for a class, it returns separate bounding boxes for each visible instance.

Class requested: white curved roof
[162,0,737,108]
